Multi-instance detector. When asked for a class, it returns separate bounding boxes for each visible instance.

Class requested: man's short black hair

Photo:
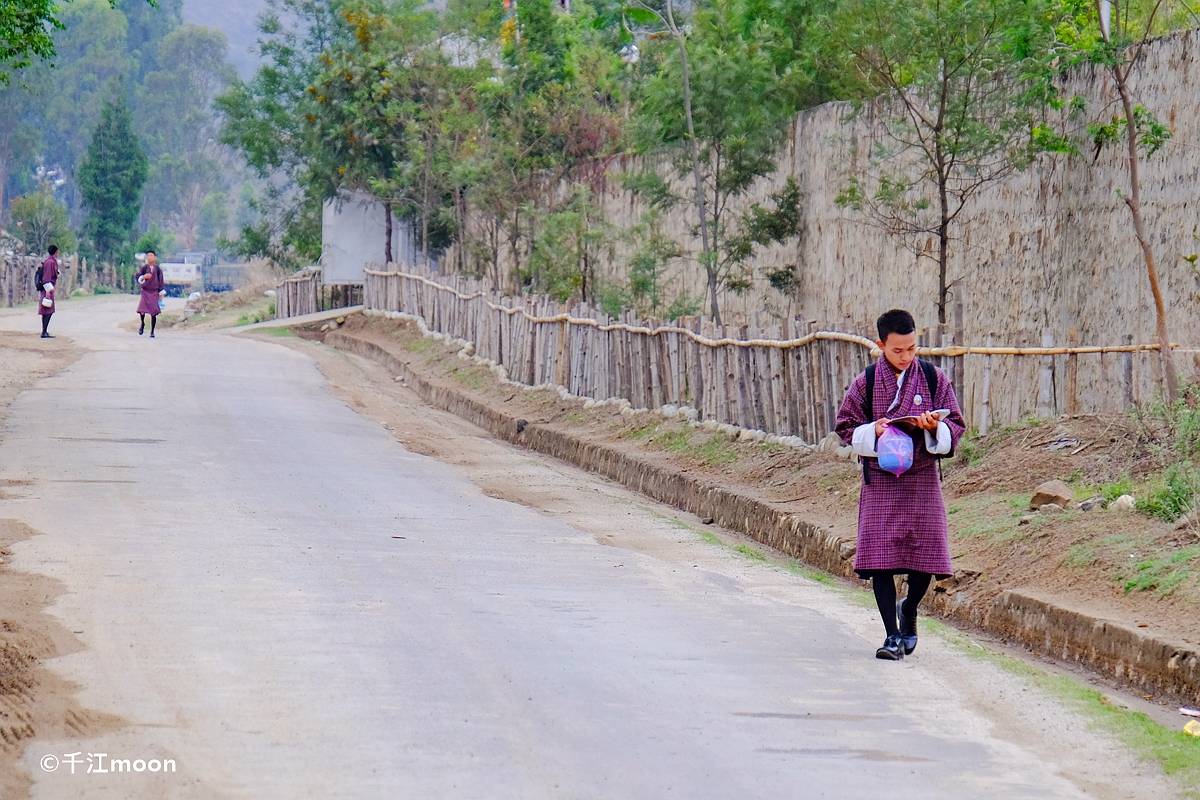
[877,308,916,342]
[47,245,58,256]
[145,249,156,256]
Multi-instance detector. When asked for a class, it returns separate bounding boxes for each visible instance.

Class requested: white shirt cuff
[851,422,878,457]
[924,421,952,455]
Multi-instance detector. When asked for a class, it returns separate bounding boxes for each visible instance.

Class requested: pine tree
[78,96,149,262]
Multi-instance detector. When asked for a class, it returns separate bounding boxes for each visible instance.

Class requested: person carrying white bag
[35,245,60,339]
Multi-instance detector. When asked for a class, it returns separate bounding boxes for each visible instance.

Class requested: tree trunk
[489,216,500,288]
[937,183,950,326]
[508,206,522,294]
[0,134,9,214]
[1112,65,1179,401]
[454,186,466,275]
[666,0,719,326]
[384,201,394,264]
[422,134,433,268]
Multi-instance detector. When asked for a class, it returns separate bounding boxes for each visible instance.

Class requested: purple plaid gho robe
[38,255,59,316]
[137,265,165,316]
[835,358,966,578]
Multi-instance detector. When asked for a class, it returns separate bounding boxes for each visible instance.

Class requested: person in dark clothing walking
[136,250,166,338]
[834,309,966,660]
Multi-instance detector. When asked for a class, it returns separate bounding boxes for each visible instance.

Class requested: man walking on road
[35,245,60,339]
[835,309,966,660]
[136,250,166,338]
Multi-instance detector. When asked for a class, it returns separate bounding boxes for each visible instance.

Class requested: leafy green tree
[31,0,134,216]
[0,0,152,82]
[823,0,1061,325]
[625,210,686,317]
[473,0,620,286]
[0,76,44,211]
[10,184,77,254]
[78,96,149,261]
[307,0,438,262]
[627,0,798,324]
[197,192,231,249]
[1047,0,1189,401]
[524,186,615,302]
[120,0,181,79]
[137,24,235,247]
[217,0,353,265]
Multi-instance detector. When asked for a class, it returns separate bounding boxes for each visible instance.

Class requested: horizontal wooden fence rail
[363,266,1191,440]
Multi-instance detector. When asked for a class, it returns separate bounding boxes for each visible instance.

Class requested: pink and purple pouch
[877,426,914,476]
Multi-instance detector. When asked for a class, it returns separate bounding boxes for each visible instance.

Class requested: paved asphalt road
[0,297,1170,799]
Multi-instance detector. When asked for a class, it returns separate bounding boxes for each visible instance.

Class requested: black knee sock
[139,314,145,332]
[41,315,50,335]
[901,572,933,633]
[872,575,899,637]
[151,315,157,334]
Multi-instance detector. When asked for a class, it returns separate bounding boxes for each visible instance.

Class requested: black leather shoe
[897,601,918,655]
[875,634,904,660]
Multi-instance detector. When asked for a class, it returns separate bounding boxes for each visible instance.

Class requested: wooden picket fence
[276,268,364,320]
[1,253,80,308]
[275,269,321,319]
[363,266,1191,440]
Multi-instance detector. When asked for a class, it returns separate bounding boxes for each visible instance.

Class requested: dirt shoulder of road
[0,332,121,797]
[284,313,1200,707]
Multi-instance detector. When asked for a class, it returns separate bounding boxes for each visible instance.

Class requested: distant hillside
[182,0,267,78]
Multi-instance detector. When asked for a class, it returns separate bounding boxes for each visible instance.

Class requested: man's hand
[915,411,940,431]
[874,417,892,438]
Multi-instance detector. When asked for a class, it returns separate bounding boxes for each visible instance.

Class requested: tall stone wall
[448,29,1200,422]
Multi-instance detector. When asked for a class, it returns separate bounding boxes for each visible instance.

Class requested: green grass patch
[624,425,739,467]
[449,367,490,392]
[621,421,662,441]
[1097,476,1135,504]
[734,543,768,561]
[956,430,985,467]
[257,326,296,338]
[783,561,836,585]
[653,429,693,453]
[235,301,276,327]
[1123,545,1200,595]
[1063,533,1134,569]
[403,336,435,354]
[1136,464,1198,523]
[689,435,739,467]
[1007,495,1030,513]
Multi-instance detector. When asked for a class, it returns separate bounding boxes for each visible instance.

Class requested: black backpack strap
[920,359,938,403]
[861,364,876,484]
[863,364,876,421]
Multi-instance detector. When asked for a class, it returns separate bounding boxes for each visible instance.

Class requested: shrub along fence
[363,265,1194,440]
